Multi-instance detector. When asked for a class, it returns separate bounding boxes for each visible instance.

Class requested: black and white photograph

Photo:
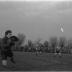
[0,0,72,71]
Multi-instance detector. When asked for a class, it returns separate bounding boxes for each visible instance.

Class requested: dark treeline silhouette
[0,32,72,55]
[12,35,72,54]
[16,34,72,54]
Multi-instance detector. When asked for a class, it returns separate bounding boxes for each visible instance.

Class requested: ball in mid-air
[61,27,64,32]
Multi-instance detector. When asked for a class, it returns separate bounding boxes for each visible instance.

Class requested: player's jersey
[1,36,11,51]
[1,36,18,51]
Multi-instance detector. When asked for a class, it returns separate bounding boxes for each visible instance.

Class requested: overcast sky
[0,1,72,41]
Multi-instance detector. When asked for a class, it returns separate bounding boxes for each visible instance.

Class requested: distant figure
[54,45,61,57]
[1,30,19,67]
[35,47,42,56]
[35,47,38,56]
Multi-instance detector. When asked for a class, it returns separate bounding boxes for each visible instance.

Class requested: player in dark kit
[1,30,19,66]
[54,45,62,57]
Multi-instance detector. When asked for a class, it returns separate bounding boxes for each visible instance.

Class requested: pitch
[0,52,72,71]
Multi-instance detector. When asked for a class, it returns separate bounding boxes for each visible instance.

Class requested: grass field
[0,52,72,71]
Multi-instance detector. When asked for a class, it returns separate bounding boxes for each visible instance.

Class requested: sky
[0,1,72,42]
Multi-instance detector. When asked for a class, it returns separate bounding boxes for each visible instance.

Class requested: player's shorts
[1,50,13,60]
[56,49,60,53]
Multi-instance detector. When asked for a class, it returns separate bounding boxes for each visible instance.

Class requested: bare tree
[49,36,58,53]
[35,38,42,45]
[67,38,72,54]
[34,38,42,49]
[59,36,67,53]
[43,40,49,47]
[27,40,34,52]
[16,33,26,51]
[43,40,49,52]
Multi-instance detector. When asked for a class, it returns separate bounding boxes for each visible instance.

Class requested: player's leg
[39,49,42,55]
[39,50,42,55]
[10,56,16,64]
[8,51,16,64]
[58,50,62,57]
[54,49,57,56]
[1,51,8,66]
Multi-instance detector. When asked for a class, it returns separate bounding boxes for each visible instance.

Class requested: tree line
[1,33,72,54]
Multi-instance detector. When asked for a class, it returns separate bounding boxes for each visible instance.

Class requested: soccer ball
[61,27,64,32]
[2,60,7,66]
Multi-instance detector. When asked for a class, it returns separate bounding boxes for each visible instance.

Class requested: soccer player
[1,30,19,67]
[35,47,38,56]
[54,45,61,57]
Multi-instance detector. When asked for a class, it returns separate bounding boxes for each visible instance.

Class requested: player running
[0,30,19,67]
